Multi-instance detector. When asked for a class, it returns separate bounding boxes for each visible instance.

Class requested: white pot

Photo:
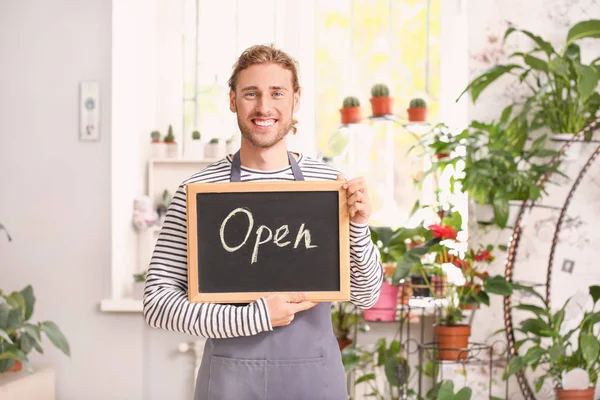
[149,142,166,159]
[132,282,145,300]
[185,140,205,160]
[474,203,494,224]
[165,142,178,158]
[205,141,227,159]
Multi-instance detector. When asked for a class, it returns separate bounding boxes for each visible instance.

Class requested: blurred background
[1,0,600,399]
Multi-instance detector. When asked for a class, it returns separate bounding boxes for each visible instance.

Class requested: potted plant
[340,96,361,124]
[394,211,513,361]
[164,125,178,158]
[205,138,226,159]
[330,302,365,350]
[342,338,411,400]
[407,98,427,122]
[185,129,204,160]
[505,284,600,400]
[370,83,393,116]
[149,130,165,158]
[457,19,600,139]
[421,112,561,228]
[0,285,70,373]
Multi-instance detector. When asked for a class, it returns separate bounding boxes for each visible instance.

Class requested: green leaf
[548,57,571,77]
[522,346,545,365]
[492,194,510,228]
[473,290,490,306]
[500,105,513,124]
[355,372,376,384]
[484,275,513,296]
[524,54,549,72]
[506,357,523,377]
[505,27,555,56]
[548,344,565,363]
[590,285,600,304]
[438,380,456,400]
[384,357,400,387]
[456,64,523,103]
[40,321,70,356]
[521,318,553,337]
[498,244,508,251]
[0,303,8,330]
[512,283,547,304]
[19,286,35,322]
[455,387,473,400]
[580,334,600,368]
[566,19,600,48]
[573,62,599,101]
[442,211,462,231]
[0,329,13,344]
[535,375,546,392]
[514,304,549,318]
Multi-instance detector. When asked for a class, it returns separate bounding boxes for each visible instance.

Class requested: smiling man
[143,44,383,400]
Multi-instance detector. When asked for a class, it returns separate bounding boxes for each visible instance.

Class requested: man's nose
[256,96,273,115]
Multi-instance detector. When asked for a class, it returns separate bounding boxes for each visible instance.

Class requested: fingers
[344,177,367,195]
[279,292,307,303]
[288,301,318,313]
[347,190,364,206]
[349,202,368,218]
[336,173,345,181]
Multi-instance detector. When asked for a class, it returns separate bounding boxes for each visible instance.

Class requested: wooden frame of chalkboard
[186,180,350,303]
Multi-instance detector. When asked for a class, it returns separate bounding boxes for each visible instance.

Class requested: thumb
[281,292,307,303]
[336,173,346,181]
[288,301,318,313]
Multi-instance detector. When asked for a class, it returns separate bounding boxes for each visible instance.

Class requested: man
[143,44,383,400]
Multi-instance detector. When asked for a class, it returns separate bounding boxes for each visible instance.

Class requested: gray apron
[193,151,348,400]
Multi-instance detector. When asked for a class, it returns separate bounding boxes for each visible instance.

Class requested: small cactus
[371,83,390,97]
[164,125,175,142]
[209,138,220,144]
[150,130,161,142]
[192,130,201,140]
[342,96,360,108]
[409,98,427,108]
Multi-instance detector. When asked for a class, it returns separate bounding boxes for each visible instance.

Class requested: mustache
[251,111,278,119]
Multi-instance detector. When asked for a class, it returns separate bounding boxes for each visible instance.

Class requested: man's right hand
[264,293,317,327]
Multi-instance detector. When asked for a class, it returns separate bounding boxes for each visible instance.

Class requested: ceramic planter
[149,141,166,159]
[370,97,393,116]
[185,140,205,160]
[411,275,432,297]
[205,141,227,159]
[555,388,595,400]
[435,324,471,361]
[363,281,399,322]
[407,107,427,122]
[165,141,178,158]
[340,106,361,124]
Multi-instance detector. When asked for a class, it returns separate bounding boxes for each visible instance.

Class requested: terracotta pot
[436,153,450,159]
[555,388,595,400]
[363,281,399,322]
[370,97,393,116]
[5,360,22,372]
[407,107,427,122]
[435,324,471,361]
[398,281,413,305]
[431,276,447,298]
[337,339,353,351]
[340,106,361,124]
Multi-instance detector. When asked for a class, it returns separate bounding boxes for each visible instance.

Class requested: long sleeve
[143,184,273,338]
[348,221,383,309]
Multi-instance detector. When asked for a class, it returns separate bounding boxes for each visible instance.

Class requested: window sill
[100,298,143,313]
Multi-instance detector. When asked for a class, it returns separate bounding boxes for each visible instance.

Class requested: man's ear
[229,90,236,113]
[293,89,301,113]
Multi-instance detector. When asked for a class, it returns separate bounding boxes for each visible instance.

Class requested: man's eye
[273,92,283,97]
[245,92,256,97]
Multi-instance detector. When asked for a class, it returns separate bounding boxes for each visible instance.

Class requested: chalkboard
[185,181,350,303]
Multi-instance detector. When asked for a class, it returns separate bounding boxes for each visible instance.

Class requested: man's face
[230,63,300,149]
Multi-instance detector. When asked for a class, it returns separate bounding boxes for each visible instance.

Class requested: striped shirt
[143,153,383,339]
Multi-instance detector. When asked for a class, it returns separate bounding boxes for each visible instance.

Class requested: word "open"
[219,207,317,264]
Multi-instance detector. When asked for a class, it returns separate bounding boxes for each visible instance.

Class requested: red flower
[453,259,470,270]
[428,224,458,240]
[474,249,492,262]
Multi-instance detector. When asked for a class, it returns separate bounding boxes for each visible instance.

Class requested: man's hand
[264,293,317,327]
[337,174,372,224]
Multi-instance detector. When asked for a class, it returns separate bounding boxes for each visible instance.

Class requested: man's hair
[228,44,300,134]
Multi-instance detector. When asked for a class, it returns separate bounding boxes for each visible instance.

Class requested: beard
[237,109,293,149]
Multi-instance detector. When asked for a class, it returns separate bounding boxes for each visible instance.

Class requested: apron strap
[230,150,304,182]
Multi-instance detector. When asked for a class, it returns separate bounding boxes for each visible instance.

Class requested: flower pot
[555,388,595,400]
[205,141,227,159]
[363,281,399,322]
[435,324,471,361]
[150,142,166,159]
[398,281,413,305]
[431,276,447,298]
[5,360,22,372]
[185,140,205,160]
[407,107,427,122]
[165,142,178,158]
[411,275,432,297]
[340,106,361,124]
[337,339,353,351]
[370,97,393,116]
[132,282,144,300]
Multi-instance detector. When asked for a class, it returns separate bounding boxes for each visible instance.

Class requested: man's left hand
[337,174,372,225]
